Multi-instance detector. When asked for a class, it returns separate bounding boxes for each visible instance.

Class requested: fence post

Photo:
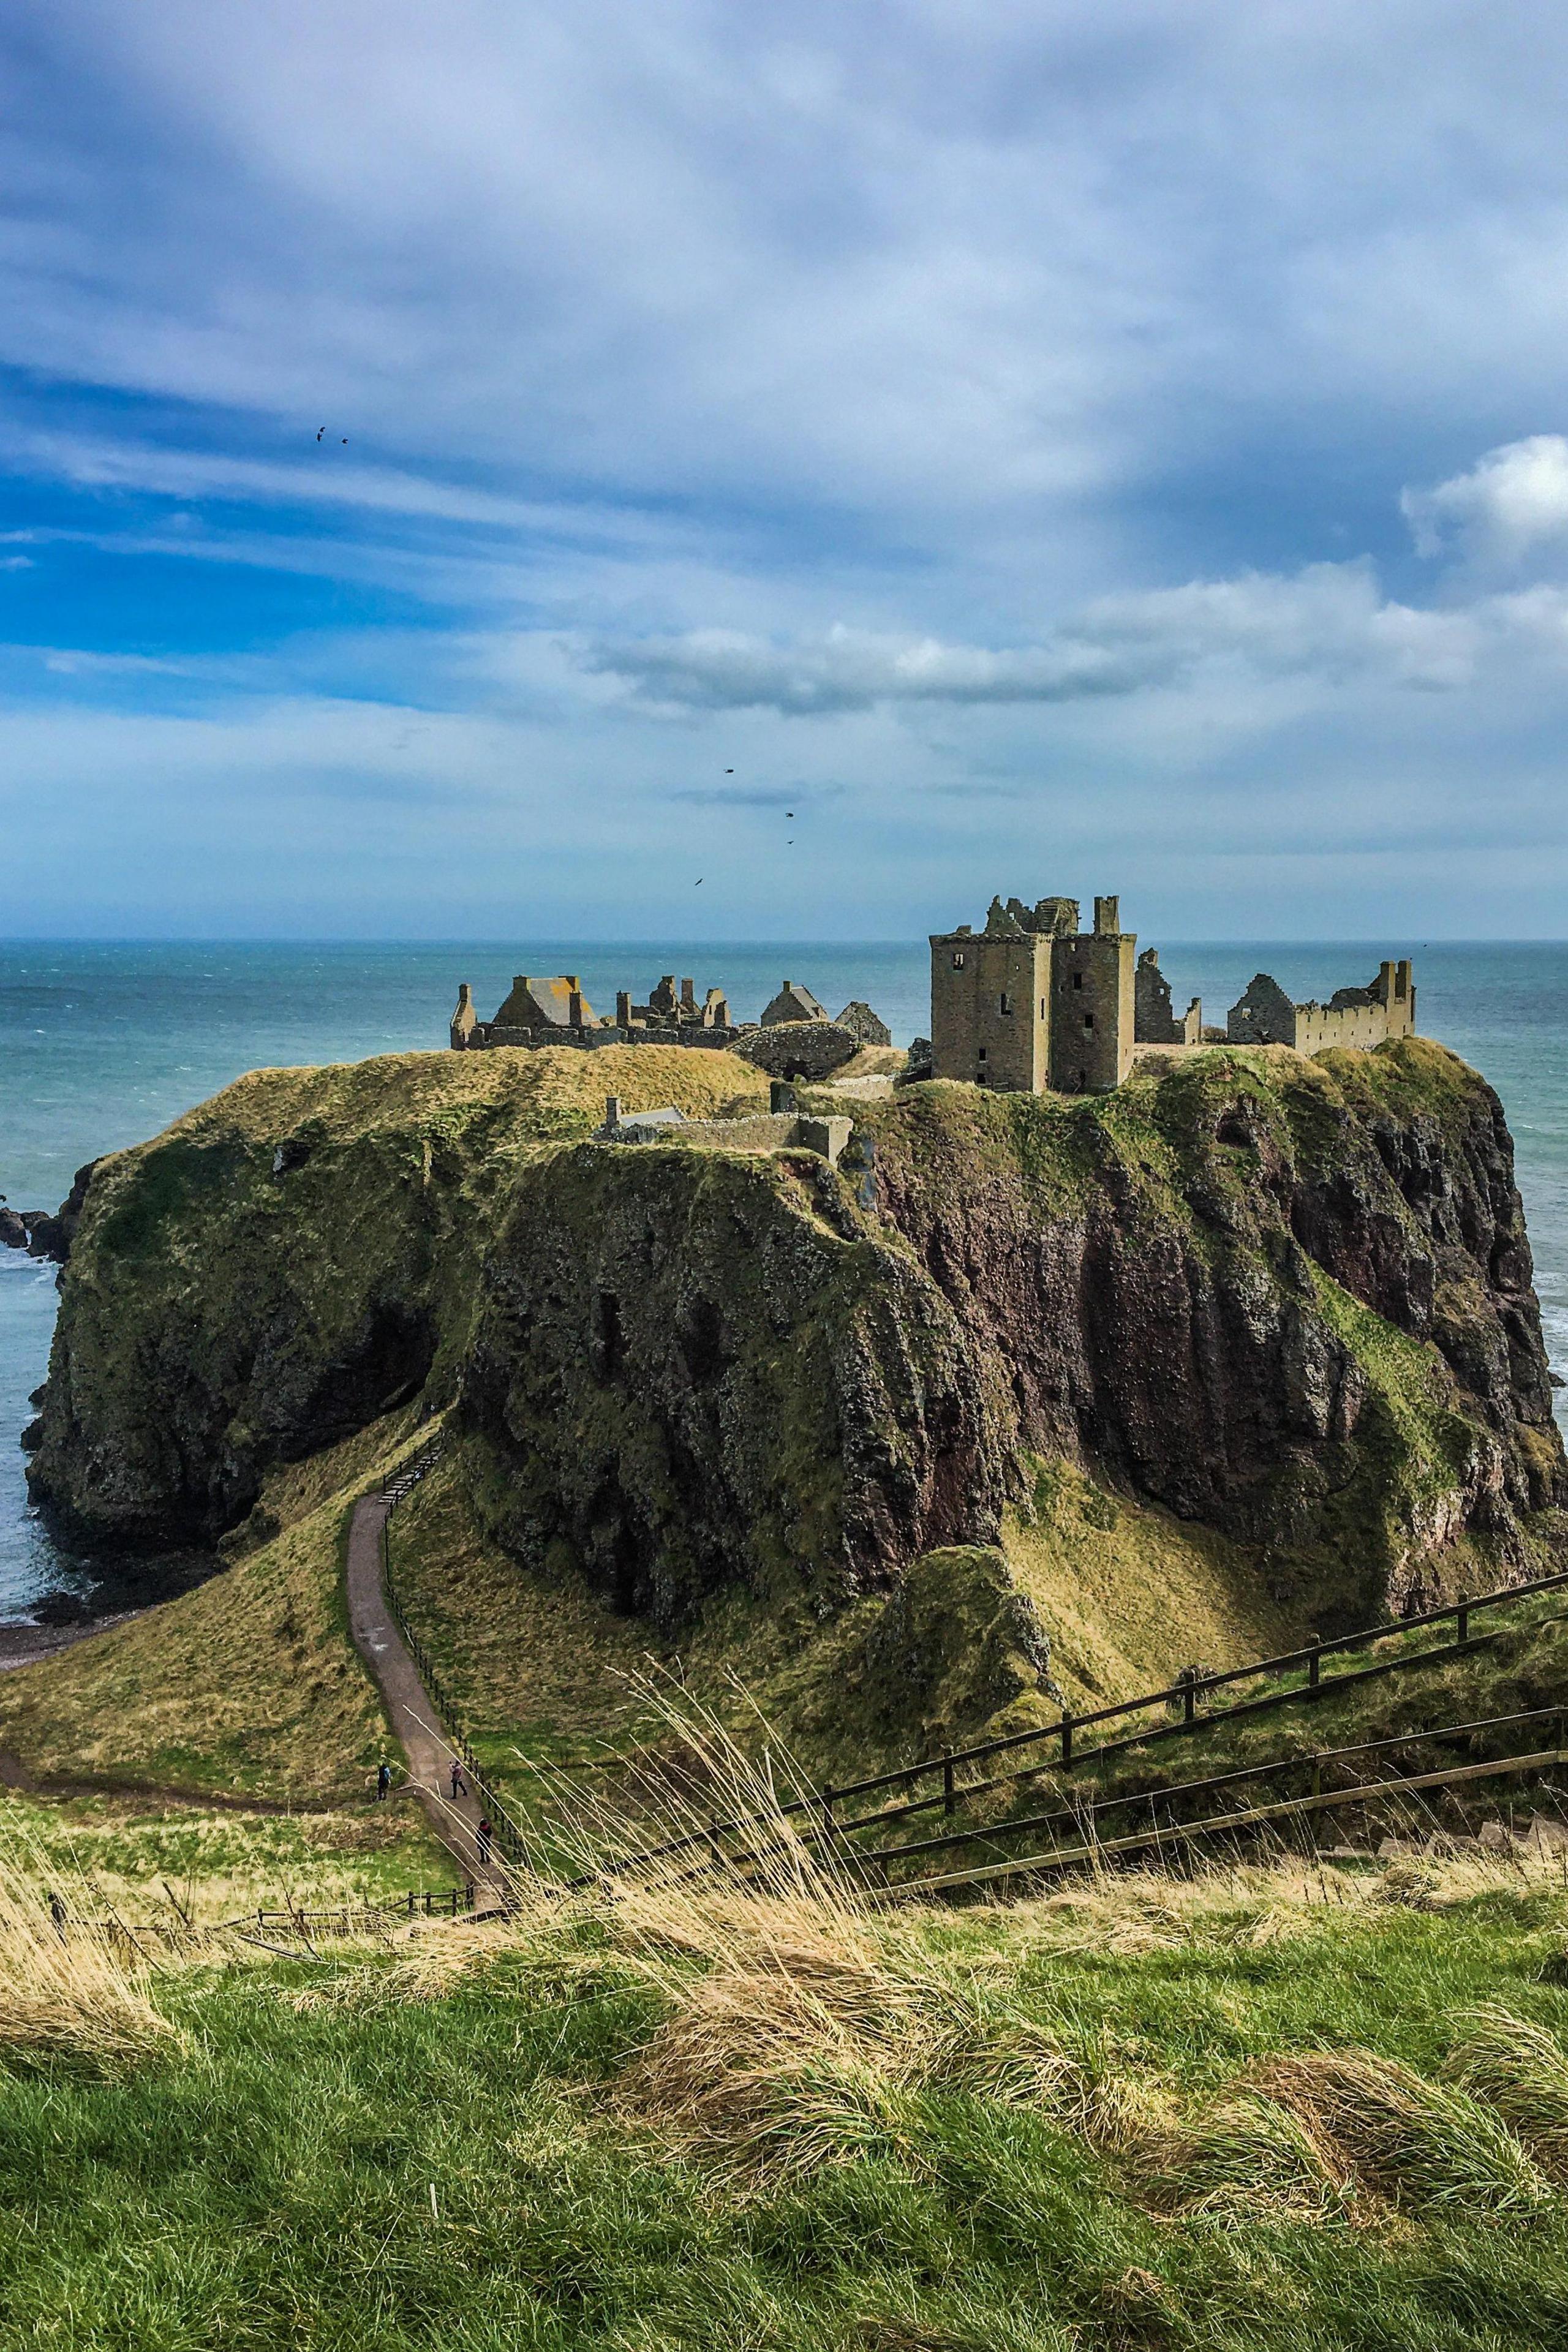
[1308,1644,1321,1691]
[821,1785,835,1836]
[1060,1711,1074,1772]
[1457,1593,1470,1644]
[1183,1679,1195,1727]
[943,1751,955,1817]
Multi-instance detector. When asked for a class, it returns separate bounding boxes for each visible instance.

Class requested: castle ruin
[449,968,890,1073]
[451,971,741,1053]
[929,894,1415,1093]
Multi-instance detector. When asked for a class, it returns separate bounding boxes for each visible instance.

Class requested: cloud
[1403,437,1568,571]
[8,16,1568,933]
[580,561,1542,714]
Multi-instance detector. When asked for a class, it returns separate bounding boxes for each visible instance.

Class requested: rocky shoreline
[0,1159,100,1264]
[0,1608,145,1673]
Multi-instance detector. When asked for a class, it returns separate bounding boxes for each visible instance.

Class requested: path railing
[590,1559,1568,1886]
[375,1438,533,1872]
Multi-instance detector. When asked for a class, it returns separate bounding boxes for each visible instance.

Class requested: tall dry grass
[0,1837,181,2073]
[481,1679,1568,2215]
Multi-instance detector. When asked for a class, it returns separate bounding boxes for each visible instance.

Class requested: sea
[4,940,1567,1624]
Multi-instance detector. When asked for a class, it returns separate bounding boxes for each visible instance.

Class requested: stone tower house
[929,892,1137,1093]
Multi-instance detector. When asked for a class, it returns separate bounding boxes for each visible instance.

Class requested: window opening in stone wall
[998,992,1011,1014]
[952,952,965,968]
[978,1046,987,1060]
[1084,1013,1094,1030]
[1079,1068,1088,1088]
[1072,971,1083,990]
[1039,997,1046,1016]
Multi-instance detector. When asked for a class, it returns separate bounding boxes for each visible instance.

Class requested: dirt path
[344,1494,499,1885]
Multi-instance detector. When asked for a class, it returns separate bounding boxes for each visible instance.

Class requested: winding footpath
[344,1492,500,1887]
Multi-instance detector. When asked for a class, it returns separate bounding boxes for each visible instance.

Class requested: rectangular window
[1084,1013,1094,1031]
[1039,997,1046,1017]
[998,992,1012,1015]
[1072,972,1084,991]
[952,952,965,969]
[978,1045,987,1059]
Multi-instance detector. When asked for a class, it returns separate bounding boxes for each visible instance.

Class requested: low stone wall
[607,1110,854,1169]
[454,1022,748,1053]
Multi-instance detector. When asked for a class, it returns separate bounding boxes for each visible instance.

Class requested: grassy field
[7,1797,1568,2348]
[0,1412,426,1807]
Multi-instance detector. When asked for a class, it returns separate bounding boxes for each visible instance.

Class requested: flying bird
[316,427,325,442]
[695,877,704,886]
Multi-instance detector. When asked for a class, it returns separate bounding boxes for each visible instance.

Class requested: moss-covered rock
[462,1142,1002,1628]
[28,1032,1566,1653]
[27,1046,769,1545]
[859,1038,1564,1623]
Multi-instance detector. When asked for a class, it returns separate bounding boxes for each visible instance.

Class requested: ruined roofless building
[451,971,736,1052]
[930,893,1416,1093]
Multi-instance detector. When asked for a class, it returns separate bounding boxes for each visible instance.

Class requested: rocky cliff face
[461,1142,999,1628]
[862,1039,1562,1621]
[28,1034,1564,1632]
[25,1046,769,1547]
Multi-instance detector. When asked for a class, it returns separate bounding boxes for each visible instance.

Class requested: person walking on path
[450,1758,467,1800]
[376,1760,393,1802]
[476,1817,493,1868]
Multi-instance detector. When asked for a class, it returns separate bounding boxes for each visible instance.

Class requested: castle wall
[929,931,1051,1090]
[1047,907,1136,1092]
[1227,959,1417,1056]
[600,1109,854,1167]
[454,1023,742,1054]
[1133,949,1200,1046]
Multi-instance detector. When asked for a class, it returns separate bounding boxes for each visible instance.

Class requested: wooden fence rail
[589,1562,1568,1885]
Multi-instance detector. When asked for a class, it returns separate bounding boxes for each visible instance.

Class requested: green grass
[846,1580,1568,1887]
[0,1789,452,1920]
[8,1855,1568,2346]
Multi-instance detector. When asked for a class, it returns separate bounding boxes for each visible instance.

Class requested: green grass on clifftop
[9,1838,1568,2348]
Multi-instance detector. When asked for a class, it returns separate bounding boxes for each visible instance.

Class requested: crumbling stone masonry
[930,892,1416,1095]
[1227,962,1417,1052]
[450,968,892,1066]
[451,971,742,1053]
[595,1091,854,1169]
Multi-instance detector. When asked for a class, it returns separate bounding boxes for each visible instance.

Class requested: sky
[4,1,1568,940]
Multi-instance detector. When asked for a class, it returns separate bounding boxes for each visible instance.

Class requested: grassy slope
[1002,1457,1304,1710]
[388,1439,1314,1825]
[7,1852,1568,2346]
[0,1412,421,1809]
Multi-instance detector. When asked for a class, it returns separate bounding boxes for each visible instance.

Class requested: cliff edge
[25,1036,1566,1641]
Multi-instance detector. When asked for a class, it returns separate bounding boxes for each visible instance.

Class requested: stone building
[761,980,829,1025]
[451,971,740,1053]
[835,1000,893,1046]
[1226,963,1417,1052]
[929,893,1138,1093]
[930,892,1416,1095]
